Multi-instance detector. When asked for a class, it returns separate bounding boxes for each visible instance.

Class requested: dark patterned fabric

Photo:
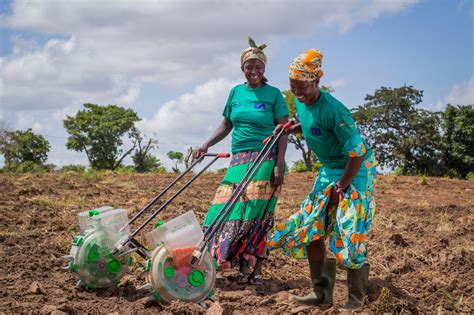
[229,148,278,168]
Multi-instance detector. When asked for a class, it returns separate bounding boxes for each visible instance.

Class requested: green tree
[442,104,474,178]
[291,153,322,173]
[131,129,161,173]
[0,128,50,170]
[63,103,140,170]
[352,86,443,175]
[167,151,183,173]
[0,120,12,169]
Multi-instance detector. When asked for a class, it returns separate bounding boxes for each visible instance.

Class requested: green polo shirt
[223,83,289,153]
[296,90,372,169]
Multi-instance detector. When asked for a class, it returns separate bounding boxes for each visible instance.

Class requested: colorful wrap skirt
[203,149,282,268]
[268,155,377,269]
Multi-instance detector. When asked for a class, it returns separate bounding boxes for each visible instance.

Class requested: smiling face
[242,59,265,88]
[289,78,319,105]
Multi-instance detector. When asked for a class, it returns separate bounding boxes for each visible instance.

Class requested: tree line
[285,85,472,179]
[0,86,472,179]
[0,104,193,174]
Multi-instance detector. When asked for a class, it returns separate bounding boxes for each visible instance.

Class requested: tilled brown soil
[0,172,473,314]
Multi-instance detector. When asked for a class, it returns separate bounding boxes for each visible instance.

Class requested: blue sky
[0,0,473,170]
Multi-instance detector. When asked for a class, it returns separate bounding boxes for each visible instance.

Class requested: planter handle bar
[125,153,203,229]
[191,121,293,265]
[113,152,230,256]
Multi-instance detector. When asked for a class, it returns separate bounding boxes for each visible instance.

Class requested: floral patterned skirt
[203,150,281,268]
[268,156,377,269]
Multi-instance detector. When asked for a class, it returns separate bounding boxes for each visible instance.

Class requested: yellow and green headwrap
[240,37,267,66]
[288,49,324,81]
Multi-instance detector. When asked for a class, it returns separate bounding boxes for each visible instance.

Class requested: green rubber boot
[341,264,370,310]
[290,259,336,306]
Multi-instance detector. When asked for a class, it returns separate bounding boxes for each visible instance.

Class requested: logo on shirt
[232,101,243,109]
[254,102,267,110]
[311,127,322,136]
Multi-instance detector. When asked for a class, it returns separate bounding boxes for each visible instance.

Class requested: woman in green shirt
[268,49,377,309]
[194,38,289,285]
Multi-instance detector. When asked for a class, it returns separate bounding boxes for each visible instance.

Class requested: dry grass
[28,195,86,209]
[372,287,410,313]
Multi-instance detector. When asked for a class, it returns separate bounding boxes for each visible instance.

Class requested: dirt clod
[29,281,45,294]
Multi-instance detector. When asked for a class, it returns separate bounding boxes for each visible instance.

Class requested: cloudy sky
[0,0,473,171]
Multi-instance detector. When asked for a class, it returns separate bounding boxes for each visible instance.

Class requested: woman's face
[242,59,265,87]
[289,78,318,105]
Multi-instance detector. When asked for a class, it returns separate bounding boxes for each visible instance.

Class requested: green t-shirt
[223,83,289,153]
[296,90,372,169]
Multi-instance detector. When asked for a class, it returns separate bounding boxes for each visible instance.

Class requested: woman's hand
[193,144,208,160]
[272,122,301,135]
[328,187,341,210]
[271,165,284,187]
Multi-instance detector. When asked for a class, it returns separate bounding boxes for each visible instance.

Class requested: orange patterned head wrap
[288,49,324,81]
[240,36,267,66]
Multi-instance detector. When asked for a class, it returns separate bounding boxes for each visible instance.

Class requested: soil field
[0,172,473,314]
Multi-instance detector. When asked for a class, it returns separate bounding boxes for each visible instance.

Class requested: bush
[44,163,57,172]
[60,164,86,172]
[15,161,48,173]
[115,165,136,174]
[82,169,106,182]
[151,166,167,174]
[290,160,322,173]
[216,168,228,174]
[291,160,308,173]
[467,172,474,181]
[419,174,428,185]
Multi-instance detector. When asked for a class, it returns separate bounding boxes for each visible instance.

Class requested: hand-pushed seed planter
[63,120,293,305]
[64,153,229,292]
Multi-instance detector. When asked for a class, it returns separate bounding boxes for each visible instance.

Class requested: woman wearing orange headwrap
[269,49,377,310]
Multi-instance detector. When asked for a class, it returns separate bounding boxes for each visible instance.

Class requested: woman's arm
[272,116,289,186]
[194,118,233,158]
[328,155,364,208]
[338,155,364,189]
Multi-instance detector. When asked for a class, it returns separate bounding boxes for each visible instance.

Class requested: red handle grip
[282,120,294,130]
[262,136,271,145]
[262,121,295,144]
[217,152,231,158]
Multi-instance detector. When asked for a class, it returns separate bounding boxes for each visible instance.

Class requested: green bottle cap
[72,235,84,246]
[70,262,78,273]
[85,283,96,290]
[88,209,100,217]
[152,290,161,301]
[87,245,100,263]
[106,258,121,274]
[145,259,152,271]
[164,266,175,278]
[154,220,164,228]
[188,269,205,287]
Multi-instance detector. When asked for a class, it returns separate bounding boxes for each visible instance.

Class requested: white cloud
[0,0,419,167]
[16,111,44,132]
[1,0,418,113]
[436,78,474,109]
[140,78,236,171]
[139,78,237,152]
